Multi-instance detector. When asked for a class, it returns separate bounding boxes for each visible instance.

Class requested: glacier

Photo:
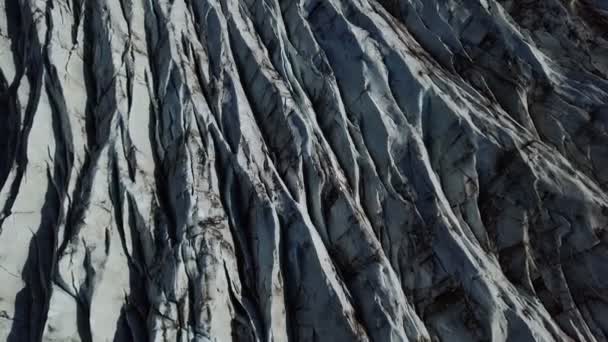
[1,0,608,341]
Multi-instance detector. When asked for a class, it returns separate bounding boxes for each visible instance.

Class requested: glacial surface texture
[1,0,608,341]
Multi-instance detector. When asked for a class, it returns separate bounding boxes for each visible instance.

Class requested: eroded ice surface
[1,0,608,341]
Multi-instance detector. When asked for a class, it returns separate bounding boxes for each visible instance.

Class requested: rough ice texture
[0,0,608,341]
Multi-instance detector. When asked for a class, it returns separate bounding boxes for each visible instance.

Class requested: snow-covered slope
[1,0,608,341]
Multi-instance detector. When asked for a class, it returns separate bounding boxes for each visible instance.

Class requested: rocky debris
[1,0,608,341]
